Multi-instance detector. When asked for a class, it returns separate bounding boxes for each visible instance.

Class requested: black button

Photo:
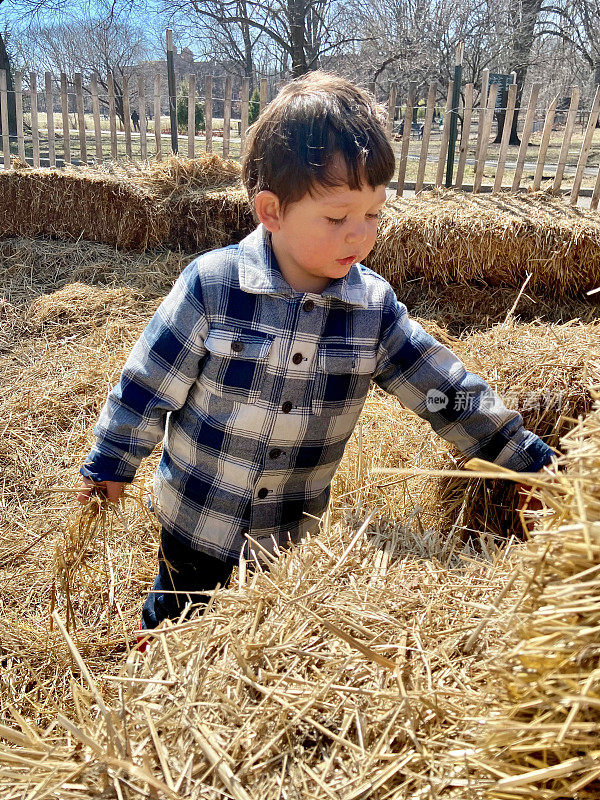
[257,487,269,499]
[282,401,292,413]
[269,448,282,459]
[240,528,249,536]
[231,341,244,353]
[303,299,315,312]
[292,352,303,365]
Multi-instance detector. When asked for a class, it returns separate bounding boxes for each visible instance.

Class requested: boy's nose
[345,222,368,244]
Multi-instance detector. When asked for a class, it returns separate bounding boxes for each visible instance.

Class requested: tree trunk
[288,0,308,76]
[0,32,17,141]
[238,0,254,91]
[494,0,543,145]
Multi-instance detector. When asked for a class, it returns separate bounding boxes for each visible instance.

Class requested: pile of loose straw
[469,400,600,799]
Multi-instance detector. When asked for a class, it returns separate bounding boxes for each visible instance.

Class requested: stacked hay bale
[2,162,600,303]
[471,402,600,799]
[336,318,600,553]
[368,190,600,296]
[0,154,252,251]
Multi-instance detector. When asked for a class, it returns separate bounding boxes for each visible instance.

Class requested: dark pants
[142,529,234,629]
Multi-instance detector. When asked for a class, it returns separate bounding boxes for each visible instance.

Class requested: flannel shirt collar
[238,224,369,308]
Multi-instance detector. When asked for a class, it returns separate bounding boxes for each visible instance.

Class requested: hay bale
[471,401,600,799]
[0,154,250,252]
[337,319,599,551]
[4,162,600,303]
[0,168,168,249]
[368,190,600,297]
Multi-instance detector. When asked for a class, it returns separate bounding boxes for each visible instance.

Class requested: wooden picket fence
[1,63,600,209]
[392,71,600,210]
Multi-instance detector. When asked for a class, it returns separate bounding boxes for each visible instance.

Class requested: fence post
[240,76,250,152]
[396,82,416,197]
[591,158,600,210]
[493,81,518,193]
[533,95,558,191]
[122,74,132,158]
[205,75,213,153]
[74,73,87,165]
[553,86,579,193]
[60,73,70,165]
[223,75,232,159]
[455,82,473,189]
[473,83,498,193]
[511,83,540,191]
[90,73,102,163]
[415,82,437,194]
[30,73,40,168]
[436,81,453,187]
[45,72,56,167]
[445,42,464,187]
[166,29,178,154]
[0,70,10,168]
[259,78,268,114]
[15,71,24,163]
[187,73,195,159]
[154,73,162,160]
[570,85,600,205]
[474,68,489,175]
[107,72,118,160]
[138,73,147,161]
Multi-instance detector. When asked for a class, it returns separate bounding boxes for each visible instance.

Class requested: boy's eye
[366,213,381,220]
[326,216,346,225]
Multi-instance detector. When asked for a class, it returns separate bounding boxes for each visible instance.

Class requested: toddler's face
[262,179,387,294]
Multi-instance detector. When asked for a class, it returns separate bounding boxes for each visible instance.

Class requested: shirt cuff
[80,456,135,484]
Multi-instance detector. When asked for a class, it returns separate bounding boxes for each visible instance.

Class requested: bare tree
[21,4,153,122]
[161,0,365,79]
[539,0,600,87]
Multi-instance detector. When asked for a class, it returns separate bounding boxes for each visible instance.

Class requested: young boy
[78,72,553,629]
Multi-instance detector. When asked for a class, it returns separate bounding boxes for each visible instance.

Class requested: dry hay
[4,162,600,302]
[0,233,522,798]
[0,154,252,251]
[336,318,600,551]
[401,279,600,335]
[467,399,600,799]
[0,503,520,800]
[368,190,600,297]
[0,234,598,798]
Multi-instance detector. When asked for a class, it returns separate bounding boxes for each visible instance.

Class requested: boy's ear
[254,190,282,233]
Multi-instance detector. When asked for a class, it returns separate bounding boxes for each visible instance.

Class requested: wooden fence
[1,64,600,209]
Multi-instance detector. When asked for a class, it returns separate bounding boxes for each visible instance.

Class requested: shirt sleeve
[373,292,554,472]
[81,259,208,483]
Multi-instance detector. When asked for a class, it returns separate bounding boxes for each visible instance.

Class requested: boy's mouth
[336,256,357,266]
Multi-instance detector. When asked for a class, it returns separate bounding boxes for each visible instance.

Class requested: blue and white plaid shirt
[82,224,553,562]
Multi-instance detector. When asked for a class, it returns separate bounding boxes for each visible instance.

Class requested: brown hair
[242,71,395,209]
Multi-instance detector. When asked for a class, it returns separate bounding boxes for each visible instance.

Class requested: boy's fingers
[105,483,125,502]
[76,478,126,504]
[76,478,96,504]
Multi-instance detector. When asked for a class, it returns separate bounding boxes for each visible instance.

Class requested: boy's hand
[77,477,127,504]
